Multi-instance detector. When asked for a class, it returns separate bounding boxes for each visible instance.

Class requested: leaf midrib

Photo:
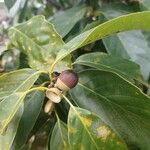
[0,71,40,102]
[78,83,149,127]
[69,107,99,150]
[57,120,67,148]
[0,71,41,134]
[75,61,131,79]
[51,11,150,72]
[0,92,26,134]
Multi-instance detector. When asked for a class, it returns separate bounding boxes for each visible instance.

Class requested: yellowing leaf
[9,16,71,72]
[68,107,127,150]
[70,69,150,150]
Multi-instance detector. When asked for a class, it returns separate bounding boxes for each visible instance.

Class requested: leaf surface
[0,69,41,134]
[68,107,127,150]
[52,11,150,70]
[51,5,85,37]
[101,4,150,79]
[70,69,150,150]
[0,69,40,100]
[0,106,23,150]
[4,0,16,9]
[74,52,142,81]
[50,120,69,150]
[12,91,45,149]
[9,16,70,72]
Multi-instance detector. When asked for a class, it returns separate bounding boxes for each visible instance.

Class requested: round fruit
[56,70,78,91]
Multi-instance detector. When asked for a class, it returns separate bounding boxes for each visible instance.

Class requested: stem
[55,110,59,120]
[26,86,49,94]
[49,62,56,79]
[38,70,48,74]
[41,81,49,87]
[49,72,53,81]
[62,94,75,109]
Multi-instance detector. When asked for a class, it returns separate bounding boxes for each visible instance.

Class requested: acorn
[46,88,62,103]
[44,100,55,114]
[55,70,78,91]
[45,70,78,104]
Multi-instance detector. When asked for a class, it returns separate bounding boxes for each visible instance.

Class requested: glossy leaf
[12,90,45,149]
[0,68,41,100]
[9,16,70,72]
[0,69,41,134]
[102,34,130,59]
[51,11,150,70]
[51,5,85,37]
[74,52,142,81]
[70,69,150,150]
[101,4,150,79]
[50,120,69,150]
[114,30,150,80]
[68,107,127,150]
[0,106,23,150]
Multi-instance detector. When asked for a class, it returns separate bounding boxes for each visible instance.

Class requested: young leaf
[68,107,127,150]
[74,52,142,81]
[9,16,70,72]
[0,69,41,134]
[0,106,23,150]
[12,90,45,149]
[51,5,85,37]
[51,11,150,71]
[50,120,69,150]
[70,69,150,150]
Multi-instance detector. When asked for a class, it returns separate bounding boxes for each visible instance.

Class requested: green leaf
[52,11,150,71]
[0,68,41,100]
[70,69,150,150]
[102,34,130,59]
[0,106,23,150]
[74,52,142,81]
[12,90,45,149]
[0,93,26,134]
[9,16,70,72]
[4,0,16,10]
[0,69,41,134]
[5,0,26,18]
[101,4,150,79]
[140,0,150,10]
[50,5,85,37]
[68,107,127,150]
[50,120,69,150]
[109,30,150,80]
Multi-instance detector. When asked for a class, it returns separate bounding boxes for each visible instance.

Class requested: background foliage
[0,0,150,150]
